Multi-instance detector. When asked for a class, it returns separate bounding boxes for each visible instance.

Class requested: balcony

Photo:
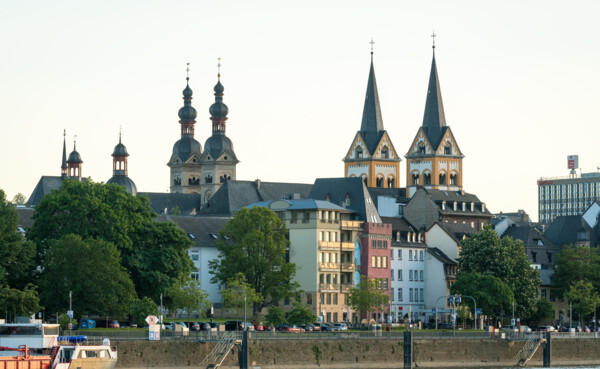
[341,242,354,251]
[319,283,340,292]
[341,263,355,272]
[318,241,339,251]
[341,284,354,292]
[341,220,363,230]
[319,262,340,272]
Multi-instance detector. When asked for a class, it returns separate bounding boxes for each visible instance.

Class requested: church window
[444,143,451,155]
[412,173,420,185]
[387,177,395,188]
[376,177,384,188]
[356,146,363,158]
[424,173,431,185]
[205,190,212,201]
[224,156,228,160]
[418,142,426,154]
[439,172,446,185]
[205,175,213,184]
[381,146,389,158]
[450,173,457,186]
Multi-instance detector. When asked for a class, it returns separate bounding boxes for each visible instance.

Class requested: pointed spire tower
[405,33,464,197]
[61,130,68,179]
[343,39,401,188]
[200,58,239,203]
[168,63,203,194]
[66,136,83,181]
[107,130,137,195]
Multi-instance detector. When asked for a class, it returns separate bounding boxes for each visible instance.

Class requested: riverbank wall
[114,338,600,368]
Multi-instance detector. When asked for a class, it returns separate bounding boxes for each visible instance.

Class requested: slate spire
[61,129,67,179]
[421,46,447,149]
[359,44,384,153]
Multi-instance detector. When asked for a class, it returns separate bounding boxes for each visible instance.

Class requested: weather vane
[217,57,222,79]
[370,37,375,54]
[186,62,190,81]
[431,31,436,48]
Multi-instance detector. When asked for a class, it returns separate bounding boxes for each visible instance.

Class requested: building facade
[538,173,600,224]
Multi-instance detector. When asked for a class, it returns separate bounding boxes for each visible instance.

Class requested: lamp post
[243,295,247,331]
[570,302,572,330]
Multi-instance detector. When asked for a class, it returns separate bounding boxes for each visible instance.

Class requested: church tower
[343,43,401,188]
[405,38,464,197]
[168,65,203,194]
[107,131,137,195]
[66,137,83,181]
[200,60,238,203]
[61,130,68,179]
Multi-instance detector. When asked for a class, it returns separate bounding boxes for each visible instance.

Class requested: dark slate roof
[200,180,313,216]
[428,247,456,266]
[155,215,229,248]
[366,187,408,208]
[421,51,447,150]
[544,215,586,246]
[494,210,532,224]
[309,177,381,223]
[172,137,201,162]
[424,188,493,217]
[434,222,478,244]
[27,176,90,206]
[107,176,138,196]
[503,224,556,249]
[539,269,553,286]
[248,199,353,212]
[359,55,385,154]
[203,134,238,162]
[16,207,35,229]
[139,192,202,215]
[381,216,415,233]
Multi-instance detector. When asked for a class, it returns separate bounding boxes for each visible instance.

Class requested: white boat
[0,343,117,369]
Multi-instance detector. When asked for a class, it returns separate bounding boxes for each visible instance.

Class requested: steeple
[178,62,198,138]
[61,129,67,179]
[421,39,447,150]
[359,39,384,154]
[107,130,137,195]
[209,58,229,135]
[66,136,83,181]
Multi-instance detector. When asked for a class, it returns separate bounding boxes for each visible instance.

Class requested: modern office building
[538,172,600,224]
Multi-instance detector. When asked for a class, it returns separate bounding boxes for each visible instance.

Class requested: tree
[220,273,263,319]
[265,306,286,327]
[0,284,41,322]
[552,245,600,297]
[27,180,193,302]
[209,206,299,314]
[451,272,514,324]
[529,298,555,326]
[38,234,137,322]
[565,280,600,320]
[457,226,540,320]
[12,193,26,205]
[130,297,159,326]
[166,279,210,325]
[286,303,316,325]
[348,275,390,323]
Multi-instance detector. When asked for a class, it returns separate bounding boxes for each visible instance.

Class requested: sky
[1,0,599,222]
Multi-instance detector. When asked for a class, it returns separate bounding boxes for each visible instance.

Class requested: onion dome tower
[66,136,83,181]
[168,63,203,194]
[343,40,401,188]
[200,58,239,203]
[107,131,137,195]
[405,33,464,197]
[61,130,68,179]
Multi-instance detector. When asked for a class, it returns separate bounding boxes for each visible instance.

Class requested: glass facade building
[538,173,600,224]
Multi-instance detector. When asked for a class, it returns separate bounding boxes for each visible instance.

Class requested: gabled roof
[367,187,407,208]
[427,247,456,266]
[248,199,354,212]
[200,180,313,216]
[503,224,557,250]
[381,216,416,233]
[27,176,90,207]
[139,192,202,215]
[309,177,381,223]
[544,215,586,246]
[417,188,492,217]
[429,221,477,244]
[155,215,229,248]
[421,51,447,150]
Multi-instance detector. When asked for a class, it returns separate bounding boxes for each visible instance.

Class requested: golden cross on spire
[63,129,66,138]
[431,30,436,49]
[186,62,190,81]
[370,37,375,54]
[217,57,221,79]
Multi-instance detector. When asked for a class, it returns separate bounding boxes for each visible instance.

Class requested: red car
[277,324,301,333]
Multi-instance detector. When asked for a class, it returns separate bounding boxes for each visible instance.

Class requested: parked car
[277,323,302,333]
[197,322,211,331]
[310,323,320,332]
[439,322,453,329]
[225,320,254,331]
[79,319,96,329]
[189,322,200,331]
[119,321,138,329]
[165,322,188,331]
[332,323,348,331]
[299,324,313,332]
[319,323,336,332]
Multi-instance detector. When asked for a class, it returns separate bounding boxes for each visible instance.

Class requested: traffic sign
[432,308,436,313]
[145,315,158,325]
[476,308,482,314]
[455,296,461,304]
[67,310,73,319]
[511,318,516,326]
[68,323,73,329]
[399,306,403,311]
[448,296,454,304]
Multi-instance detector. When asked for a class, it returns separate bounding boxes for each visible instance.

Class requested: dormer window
[453,202,457,211]
[462,202,466,212]
[442,201,446,210]
[470,202,474,212]
[418,142,426,154]
[481,203,486,212]
[444,143,451,155]
[344,193,351,206]
[356,146,363,158]
[325,193,331,202]
[381,146,389,159]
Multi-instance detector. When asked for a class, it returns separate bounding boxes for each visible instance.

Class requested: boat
[0,341,117,369]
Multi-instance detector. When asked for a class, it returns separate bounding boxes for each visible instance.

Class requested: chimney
[255,179,261,190]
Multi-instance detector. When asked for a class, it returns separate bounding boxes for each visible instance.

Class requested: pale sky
[2,0,599,222]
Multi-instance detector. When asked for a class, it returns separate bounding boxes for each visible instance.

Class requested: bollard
[403,330,412,369]
[543,331,551,368]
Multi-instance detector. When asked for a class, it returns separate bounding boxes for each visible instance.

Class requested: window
[327,294,331,304]
[462,202,466,211]
[409,270,413,281]
[377,256,381,268]
[392,288,395,301]
[415,288,419,302]
[547,252,552,263]
[191,252,199,261]
[398,288,403,301]
[412,173,420,185]
[439,173,446,185]
[418,143,426,154]
[444,144,451,155]
[409,250,413,261]
[372,240,376,249]
[531,251,537,263]
[420,288,424,302]
[419,250,424,261]
[333,294,338,305]
[420,270,423,281]
[387,177,395,188]
[453,202,457,211]
[382,257,388,268]
[398,269,403,281]
[372,256,376,268]
[398,249,402,260]
[319,274,324,284]
[391,269,394,281]
[391,250,394,260]
[424,172,431,185]
[550,290,556,302]
[383,278,388,290]
[376,177,384,188]
[381,146,389,158]
[409,288,414,302]
[320,294,324,304]
[541,289,547,299]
